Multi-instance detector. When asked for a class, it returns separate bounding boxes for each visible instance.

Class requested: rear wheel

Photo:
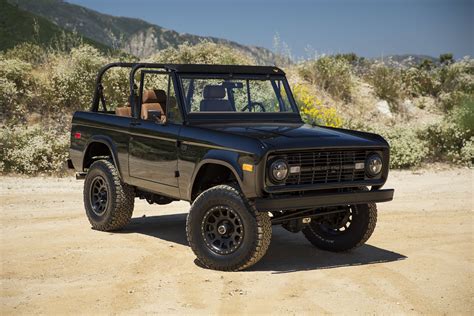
[186,185,271,271]
[302,203,377,252]
[83,160,135,231]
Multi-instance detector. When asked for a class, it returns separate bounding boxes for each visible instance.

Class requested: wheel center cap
[217,224,228,235]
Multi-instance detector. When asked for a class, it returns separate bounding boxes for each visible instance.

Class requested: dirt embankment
[1,169,473,314]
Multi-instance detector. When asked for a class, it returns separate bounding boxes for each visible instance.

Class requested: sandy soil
[1,169,473,315]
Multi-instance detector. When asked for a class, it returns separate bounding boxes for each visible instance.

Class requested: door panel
[129,121,180,189]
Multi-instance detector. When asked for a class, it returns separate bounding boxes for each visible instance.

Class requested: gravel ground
[1,168,473,314]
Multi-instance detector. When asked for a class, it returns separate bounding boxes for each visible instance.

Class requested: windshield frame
[176,73,302,123]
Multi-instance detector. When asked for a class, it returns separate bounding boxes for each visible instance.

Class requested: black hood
[205,123,388,150]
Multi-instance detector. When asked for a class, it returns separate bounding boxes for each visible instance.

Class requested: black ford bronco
[68,63,394,271]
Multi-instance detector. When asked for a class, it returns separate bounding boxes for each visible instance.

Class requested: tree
[439,53,454,65]
[419,59,434,71]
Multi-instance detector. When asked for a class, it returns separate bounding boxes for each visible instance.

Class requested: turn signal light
[242,163,253,172]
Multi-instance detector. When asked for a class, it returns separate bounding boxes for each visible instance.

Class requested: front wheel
[186,185,272,271]
[302,203,377,252]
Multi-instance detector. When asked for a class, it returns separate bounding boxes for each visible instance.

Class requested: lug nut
[302,217,311,224]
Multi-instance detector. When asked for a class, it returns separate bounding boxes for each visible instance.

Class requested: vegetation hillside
[0,0,109,52]
[0,38,472,174]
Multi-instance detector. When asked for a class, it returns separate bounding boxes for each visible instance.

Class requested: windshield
[180,75,298,114]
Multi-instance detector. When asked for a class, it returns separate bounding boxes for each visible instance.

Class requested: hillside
[7,0,278,64]
[374,54,439,67]
[0,0,109,52]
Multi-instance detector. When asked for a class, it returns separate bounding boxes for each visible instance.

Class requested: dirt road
[1,169,473,314]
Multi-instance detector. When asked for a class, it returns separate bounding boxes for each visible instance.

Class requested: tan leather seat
[115,105,131,117]
[142,89,167,123]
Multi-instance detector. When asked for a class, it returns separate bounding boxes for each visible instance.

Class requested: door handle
[130,122,141,126]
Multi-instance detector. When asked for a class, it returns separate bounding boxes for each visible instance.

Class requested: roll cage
[91,62,301,123]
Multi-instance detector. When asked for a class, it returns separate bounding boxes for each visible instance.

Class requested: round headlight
[366,154,383,177]
[270,159,288,183]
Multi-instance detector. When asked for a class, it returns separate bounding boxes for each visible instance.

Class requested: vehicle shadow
[250,226,407,273]
[120,213,189,246]
[119,213,407,273]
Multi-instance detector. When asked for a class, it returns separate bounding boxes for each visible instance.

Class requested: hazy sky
[68,0,473,59]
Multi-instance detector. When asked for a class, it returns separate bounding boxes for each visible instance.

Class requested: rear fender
[83,135,122,178]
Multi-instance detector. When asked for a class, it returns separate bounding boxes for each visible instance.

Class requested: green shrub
[3,42,46,64]
[454,95,474,133]
[365,63,403,110]
[418,59,434,71]
[459,139,473,165]
[402,67,439,97]
[344,121,428,168]
[334,53,362,65]
[1,125,69,175]
[148,41,255,65]
[438,91,469,112]
[380,126,428,168]
[0,77,18,115]
[0,57,36,122]
[439,53,454,65]
[438,58,474,95]
[422,120,471,164]
[435,59,474,111]
[47,45,106,112]
[421,96,473,165]
[298,56,353,101]
[101,67,131,110]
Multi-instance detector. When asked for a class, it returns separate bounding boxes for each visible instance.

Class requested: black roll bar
[90,62,137,112]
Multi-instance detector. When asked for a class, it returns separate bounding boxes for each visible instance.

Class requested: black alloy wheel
[186,184,272,271]
[83,160,135,231]
[90,176,109,216]
[201,205,244,255]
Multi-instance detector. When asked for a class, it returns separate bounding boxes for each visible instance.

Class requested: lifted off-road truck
[68,63,394,271]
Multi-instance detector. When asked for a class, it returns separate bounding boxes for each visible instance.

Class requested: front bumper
[254,189,394,212]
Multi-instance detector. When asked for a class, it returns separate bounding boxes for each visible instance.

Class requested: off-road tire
[186,184,271,271]
[83,160,135,231]
[302,202,377,252]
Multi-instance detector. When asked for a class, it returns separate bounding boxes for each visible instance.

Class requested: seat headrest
[143,89,166,104]
[203,85,225,99]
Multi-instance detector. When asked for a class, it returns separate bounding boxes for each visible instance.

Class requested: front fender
[187,149,259,200]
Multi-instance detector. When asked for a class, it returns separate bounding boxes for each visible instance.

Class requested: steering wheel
[242,101,266,112]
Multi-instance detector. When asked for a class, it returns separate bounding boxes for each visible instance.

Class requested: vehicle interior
[91,63,298,123]
[94,65,176,122]
[181,77,297,113]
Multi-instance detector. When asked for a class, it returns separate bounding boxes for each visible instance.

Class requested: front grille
[274,150,368,186]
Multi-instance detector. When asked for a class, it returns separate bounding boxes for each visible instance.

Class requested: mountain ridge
[7,0,278,65]
[0,0,110,52]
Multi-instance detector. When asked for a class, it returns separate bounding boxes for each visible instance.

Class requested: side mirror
[147,110,163,123]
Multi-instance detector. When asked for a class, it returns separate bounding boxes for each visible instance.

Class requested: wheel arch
[188,158,243,201]
[82,136,122,178]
